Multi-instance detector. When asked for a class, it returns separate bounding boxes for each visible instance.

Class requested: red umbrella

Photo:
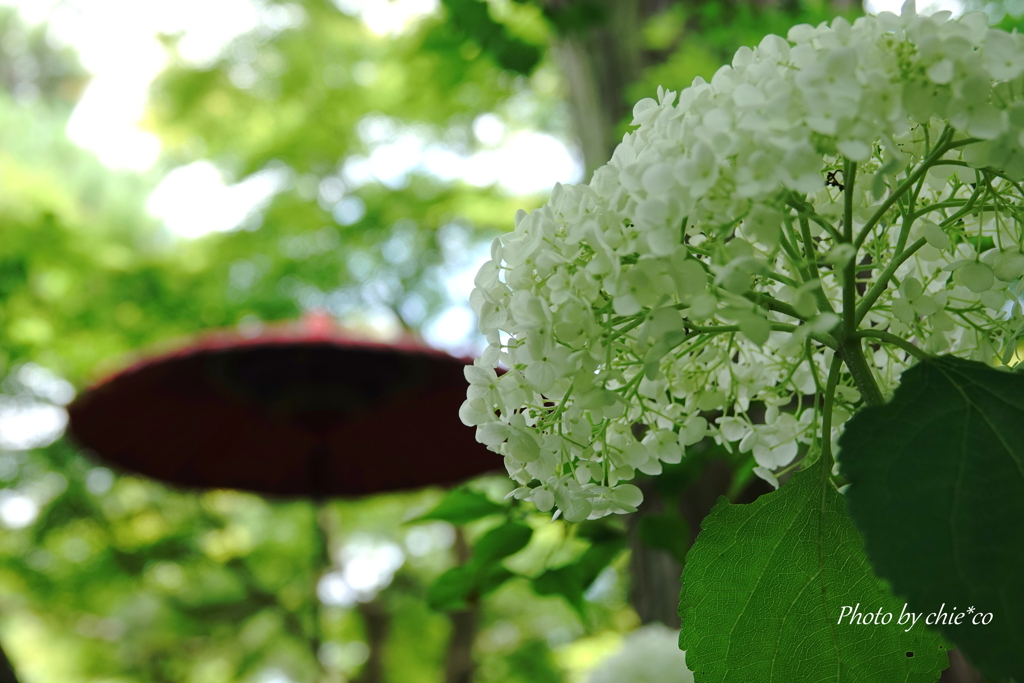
[66,316,499,498]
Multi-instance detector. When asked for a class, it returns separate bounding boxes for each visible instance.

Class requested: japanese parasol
[66,314,500,497]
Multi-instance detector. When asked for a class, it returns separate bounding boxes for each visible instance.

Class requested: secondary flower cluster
[586,624,694,683]
[462,2,1024,521]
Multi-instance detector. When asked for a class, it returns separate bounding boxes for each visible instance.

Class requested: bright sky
[3,0,278,170]
[865,0,964,14]
[1,0,972,240]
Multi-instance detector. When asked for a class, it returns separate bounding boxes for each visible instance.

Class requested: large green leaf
[840,356,1024,681]
[679,464,948,683]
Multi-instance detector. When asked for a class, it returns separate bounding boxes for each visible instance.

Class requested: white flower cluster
[586,624,694,683]
[461,1,1024,521]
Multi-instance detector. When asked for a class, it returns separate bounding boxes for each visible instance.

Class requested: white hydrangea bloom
[586,624,694,683]
[463,2,1024,521]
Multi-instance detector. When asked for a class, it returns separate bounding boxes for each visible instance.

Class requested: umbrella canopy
[67,319,500,498]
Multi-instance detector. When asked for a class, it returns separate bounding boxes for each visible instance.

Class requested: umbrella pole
[313,501,333,681]
[443,528,477,683]
[444,607,477,683]
[315,500,391,683]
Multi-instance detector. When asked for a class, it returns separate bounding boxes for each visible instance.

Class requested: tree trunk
[628,456,775,627]
[546,0,645,179]
[444,607,478,683]
[354,600,390,683]
[0,642,20,683]
[626,485,683,627]
[938,649,986,683]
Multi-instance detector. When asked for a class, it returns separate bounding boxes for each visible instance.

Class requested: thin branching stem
[853,329,928,361]
[819,354,844,475]
[853,127,958,252]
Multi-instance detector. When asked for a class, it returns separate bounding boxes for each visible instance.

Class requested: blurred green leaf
[470,522,532,566]
[476,564,515,597]
[426,522,530,612]
[531,538,624,616]
[409,488,505,526]
[440,0,542,74]
[427,565,474,611]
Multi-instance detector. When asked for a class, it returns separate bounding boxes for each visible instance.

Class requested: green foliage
[440,0,542,74]
[0,440,330,682]
[0,7,87,109]
[0,88,309,380]
[679,464,949,683]
[534,0,606,35]
[410,487,505,526]
[15,0,982,681]
[841,357,1024,681]
[0,0,621,678]
[427,563,509,611]
[146,0,549,335]
[151,0,529,173]
[629,0,861,131]
[426,565,476,611]
[379,591,450,682]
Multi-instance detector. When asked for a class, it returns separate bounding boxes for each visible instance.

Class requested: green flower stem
[762,271,801,288]
[856,180,986,326]
[843,160,858,340]
[853,329,928,361]
[745,291,808,321]
[853,126,956,252]
[798,215,838,316]
[941,179,989,227]
[779,215,831,308]
[819,353,844,475]
[684,322,838,349]
[779,214,809,269]
[893,202,915,255]
[787,196,843,243]
[827,158,885,407]
[908,199,999,224]
[838,338,885,406]
[855,236,926,325]
[800,214,818,265]
[539,383,575,427]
